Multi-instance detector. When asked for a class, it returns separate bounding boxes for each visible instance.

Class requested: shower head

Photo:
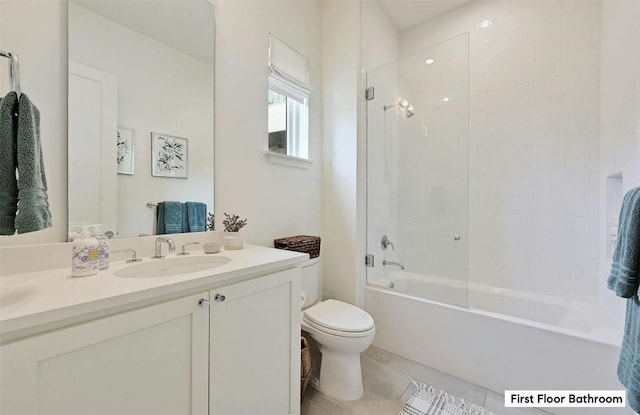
[383,97,415,118]
[404,105,415,118]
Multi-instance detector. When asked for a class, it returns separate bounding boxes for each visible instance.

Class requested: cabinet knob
[214,293,226,303]
[198,299,210,308]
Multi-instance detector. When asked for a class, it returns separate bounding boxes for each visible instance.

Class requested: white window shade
[269,34,312,103]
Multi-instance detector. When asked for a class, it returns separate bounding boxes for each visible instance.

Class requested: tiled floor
[301,346,552,415]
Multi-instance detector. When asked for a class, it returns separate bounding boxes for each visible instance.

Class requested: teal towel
[157,201,184,234]
[14,93,52,234]
[156,202,166,235]
[0,92,18,235]
[608,187,640,297]
[618,300,640,413]
[186,202,207,232]
[608,187,640,413]
[182,203,189,234]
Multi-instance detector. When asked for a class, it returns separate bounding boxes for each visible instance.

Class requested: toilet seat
[303,299,374,337]
[303,316,375,338]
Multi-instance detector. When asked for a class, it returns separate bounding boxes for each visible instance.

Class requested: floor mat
[399,381,495,415]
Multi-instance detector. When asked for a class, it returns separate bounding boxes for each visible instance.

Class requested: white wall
[321,0,360,304]
[598,0,640,319]
[215,0,323,247]
[69,4,214,238]
[0,0,68,246]
[360,1,399,72]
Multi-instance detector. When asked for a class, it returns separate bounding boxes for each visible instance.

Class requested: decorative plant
[207,213,215,231]
[223,213,247,232]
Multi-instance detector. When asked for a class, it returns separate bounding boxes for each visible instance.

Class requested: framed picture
[151,132,188,179]
[117,127,135,175]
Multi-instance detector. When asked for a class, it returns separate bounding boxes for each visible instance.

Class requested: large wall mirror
[68,0,215,239]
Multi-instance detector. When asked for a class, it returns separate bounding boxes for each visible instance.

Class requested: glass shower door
[365,33,470,308]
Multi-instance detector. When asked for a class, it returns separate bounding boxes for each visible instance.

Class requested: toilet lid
[303,299,374,332]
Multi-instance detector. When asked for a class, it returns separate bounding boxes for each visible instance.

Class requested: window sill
[264,151,313,169]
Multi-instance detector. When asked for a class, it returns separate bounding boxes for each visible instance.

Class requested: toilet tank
[300,257,321,309]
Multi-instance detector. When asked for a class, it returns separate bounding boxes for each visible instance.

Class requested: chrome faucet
[382,259,405,270]
[152,237,175,259]
[177,241,200,256]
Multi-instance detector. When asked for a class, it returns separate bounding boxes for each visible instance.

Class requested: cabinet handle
[214,293,226,303]
[198,299,210,308]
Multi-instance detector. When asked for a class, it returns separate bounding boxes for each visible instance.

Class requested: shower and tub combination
[362,1,637,412]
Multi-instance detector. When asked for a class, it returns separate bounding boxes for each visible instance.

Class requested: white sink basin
[114,256,231,278]
[0,285,36,307]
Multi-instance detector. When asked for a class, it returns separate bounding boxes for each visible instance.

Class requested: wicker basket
[274,235,321,259]
[301,336,312,397]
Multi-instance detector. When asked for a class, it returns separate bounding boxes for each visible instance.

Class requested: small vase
[223,232,243,250]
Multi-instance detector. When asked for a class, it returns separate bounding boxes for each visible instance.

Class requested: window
[268,89,287,154]
[267,34,312,163]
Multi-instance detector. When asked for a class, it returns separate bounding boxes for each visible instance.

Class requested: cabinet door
[210,268,301,415]
[0,292,209,415]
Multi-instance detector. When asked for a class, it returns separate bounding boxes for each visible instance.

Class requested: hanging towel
[608,187,640,413]
[156,202,166,235]
[0,92,18,235]
[608,187,640,298]
[14,93,52,233]
[157,201,184,234]
[186,202,207,232]
[182,203,189,234]
[619,299,640,413]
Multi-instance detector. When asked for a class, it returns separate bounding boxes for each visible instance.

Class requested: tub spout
[382,260,405,270]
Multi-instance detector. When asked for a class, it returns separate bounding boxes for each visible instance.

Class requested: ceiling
[72,0,215,64]
[377,0,473,32]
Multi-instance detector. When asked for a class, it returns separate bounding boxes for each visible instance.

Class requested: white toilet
[300,257,375,401]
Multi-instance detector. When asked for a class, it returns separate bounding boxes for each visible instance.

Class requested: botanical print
[151,133,188,178]
[117,128,134,175]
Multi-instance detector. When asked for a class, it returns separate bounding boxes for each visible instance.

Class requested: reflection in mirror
[68,0,215,240]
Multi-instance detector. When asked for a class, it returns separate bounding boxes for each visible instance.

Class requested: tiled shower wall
[395,35,470,302]
[397,0,601,302]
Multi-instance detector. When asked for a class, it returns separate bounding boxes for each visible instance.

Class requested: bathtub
[365,272,633,415]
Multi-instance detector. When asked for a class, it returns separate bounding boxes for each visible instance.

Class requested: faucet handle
[112,248,142,263]
[381,235,395,250]
[177,242,200,256]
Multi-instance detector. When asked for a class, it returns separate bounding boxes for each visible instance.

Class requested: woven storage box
[301,336,312,397]
[274,235,321,259]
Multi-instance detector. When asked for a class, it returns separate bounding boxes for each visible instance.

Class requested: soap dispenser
[71,225,100,277]
[91,224,111,270]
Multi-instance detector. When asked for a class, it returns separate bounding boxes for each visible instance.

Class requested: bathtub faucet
[382,260,405,270]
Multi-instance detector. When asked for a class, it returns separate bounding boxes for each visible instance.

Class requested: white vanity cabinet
[0,267,301,415]
[0,291,210,415]
[209,268,301,415]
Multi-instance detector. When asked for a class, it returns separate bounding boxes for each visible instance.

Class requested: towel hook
[0,50,21,99]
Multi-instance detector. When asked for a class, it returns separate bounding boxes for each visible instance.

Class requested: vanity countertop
[0,245,308,338]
